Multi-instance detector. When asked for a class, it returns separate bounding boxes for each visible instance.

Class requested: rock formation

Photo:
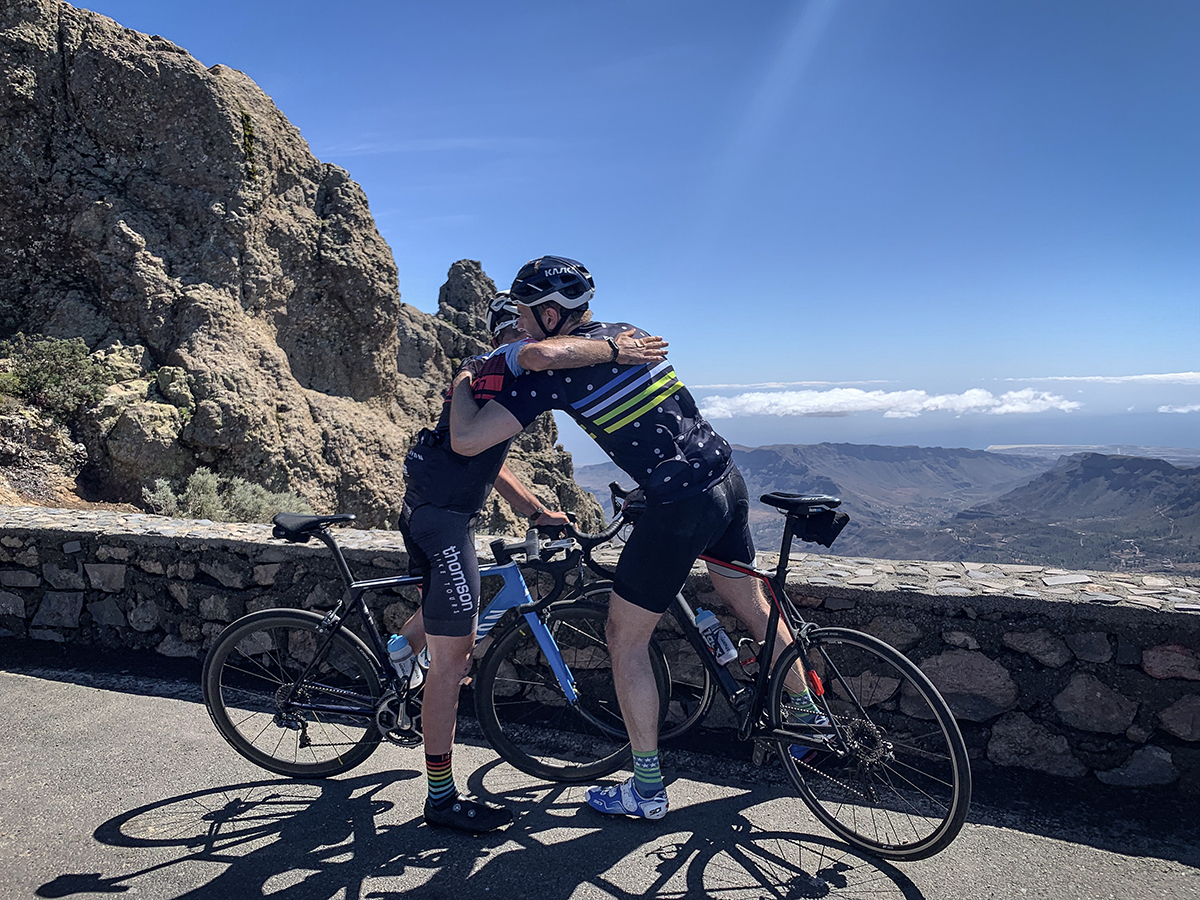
[0,0,600,531]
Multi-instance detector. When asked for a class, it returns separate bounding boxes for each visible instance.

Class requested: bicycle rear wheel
[769,627,972,861]
[203,609,384,778]
[474,601,669,782]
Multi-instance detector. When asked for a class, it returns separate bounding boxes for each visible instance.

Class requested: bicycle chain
[778,703,884,802]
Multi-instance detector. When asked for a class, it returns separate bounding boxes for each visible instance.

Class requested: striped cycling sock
[632,749,664,798]
[786,687,821,717]
[426,751,457,806]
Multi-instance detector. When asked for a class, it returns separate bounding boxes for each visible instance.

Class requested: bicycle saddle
[272,513,357,542]
[759,493,841,515]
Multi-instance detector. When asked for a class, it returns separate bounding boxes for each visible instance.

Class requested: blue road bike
[202,512,669,781]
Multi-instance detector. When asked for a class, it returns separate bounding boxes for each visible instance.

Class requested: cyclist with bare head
[450,256,822,821]
[398,289,667,833]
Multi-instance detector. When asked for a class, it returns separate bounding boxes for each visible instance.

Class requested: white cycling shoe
[585,777,669,820]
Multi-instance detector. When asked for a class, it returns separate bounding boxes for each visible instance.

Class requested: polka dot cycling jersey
[494,322,732,502]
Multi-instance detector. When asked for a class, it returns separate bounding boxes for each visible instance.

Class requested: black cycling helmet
[509,256,594,310]
[486,291,520,337]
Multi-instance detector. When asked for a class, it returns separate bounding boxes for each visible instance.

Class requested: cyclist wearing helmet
[396,289,667,834]
[450,257,820,823]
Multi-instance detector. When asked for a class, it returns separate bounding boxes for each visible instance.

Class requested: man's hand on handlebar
[535,509,570,527]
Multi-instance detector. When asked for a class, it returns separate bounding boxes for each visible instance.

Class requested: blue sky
[83,0,1199,463]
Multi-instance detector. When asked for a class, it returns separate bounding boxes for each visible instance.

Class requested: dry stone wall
[2,505,1198,793]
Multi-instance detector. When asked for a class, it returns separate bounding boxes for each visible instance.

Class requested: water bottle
[388,634,424,689]
[695,608,738,666]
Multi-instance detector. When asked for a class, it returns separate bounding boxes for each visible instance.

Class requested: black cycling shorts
[398,499,480,638]
[613,466,757,614]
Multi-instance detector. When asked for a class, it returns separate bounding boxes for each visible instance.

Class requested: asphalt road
[0,645,1196,900]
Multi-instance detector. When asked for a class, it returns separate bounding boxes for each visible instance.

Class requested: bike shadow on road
[34,761,924,900]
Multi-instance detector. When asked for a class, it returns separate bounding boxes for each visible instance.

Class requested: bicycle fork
[477,563,580,705]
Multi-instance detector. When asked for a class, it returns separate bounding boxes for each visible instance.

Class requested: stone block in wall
[822,596,856,611]
[179,617,203,642]
[1053,672,1138,734]
[127,600,161,632]
[138,559,166,575]
[200,559,251,589]
[157,635,200,658]
[199,595,245,622]
[96,545,131,561]
[0,570,40,588]
[87,598,128,628]
[913,650,1018,721]
[305,584,338,609]
[31,592,84,628]
[1096,746,1178,786]
[987,712,1086,777]
[1141,645,1200,681]
[167,582,189,609]
[1066,632,1112,663]
[1116,635,1141,666]
[864,616,921,652]
[942,631,980,650]
[85,564,127,593]
[43,563,85,590]
[253,564,281,586]
[1003,628,1071,668]
[0,590,25,616]
[1158,695,1200,742]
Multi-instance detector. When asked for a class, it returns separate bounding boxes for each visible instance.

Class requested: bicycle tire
[768,627,972,861]
[578,584,715,741]
[474,600,670,782]
[203,609,384,778]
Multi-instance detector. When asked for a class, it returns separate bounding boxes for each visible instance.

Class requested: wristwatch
[529,504,545,522]
[605,336,619,363]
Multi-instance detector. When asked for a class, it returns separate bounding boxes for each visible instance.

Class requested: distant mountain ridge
[574,444,1199,573]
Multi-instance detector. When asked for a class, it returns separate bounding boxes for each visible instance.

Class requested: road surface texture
[1,641,1195,900]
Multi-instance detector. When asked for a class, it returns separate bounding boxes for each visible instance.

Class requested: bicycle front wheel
[203,609,384,778]
[474,601,669,782]
[579,584,715,741]
[769,627,972,860]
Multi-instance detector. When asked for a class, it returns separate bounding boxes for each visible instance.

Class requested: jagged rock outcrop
[0,0,599,530]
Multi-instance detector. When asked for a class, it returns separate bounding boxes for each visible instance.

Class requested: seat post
[314,529,357,589]
[776,515,796,581]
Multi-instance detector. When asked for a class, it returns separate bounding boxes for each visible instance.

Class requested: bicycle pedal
[752,741,768,766]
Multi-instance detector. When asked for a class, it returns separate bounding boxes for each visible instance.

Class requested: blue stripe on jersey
[574,360,675,419]
[568,363,646,412]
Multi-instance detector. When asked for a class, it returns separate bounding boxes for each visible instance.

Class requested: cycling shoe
[423,795,513,834]
[788,709,829,764]
[585,777,668,820]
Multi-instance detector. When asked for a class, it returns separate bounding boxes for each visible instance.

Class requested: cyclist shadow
[469,762,926,900]
[36,762,923,900]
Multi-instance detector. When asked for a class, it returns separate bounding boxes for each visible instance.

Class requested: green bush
[0,334,111,421]
[143,468,313,523]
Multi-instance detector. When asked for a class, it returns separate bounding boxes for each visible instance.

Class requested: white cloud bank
[1008,372,1200,385]
[1158,404,1200,414]
[699,387,1081,420]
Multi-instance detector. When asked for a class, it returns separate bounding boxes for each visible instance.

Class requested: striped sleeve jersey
[493,321,733,502]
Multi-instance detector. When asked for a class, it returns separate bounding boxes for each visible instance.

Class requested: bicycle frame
[276,528,583,721]
[664,514,840,758]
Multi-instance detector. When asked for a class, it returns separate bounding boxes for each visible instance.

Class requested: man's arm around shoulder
[449,378,524,457]
[517,329,668,372]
